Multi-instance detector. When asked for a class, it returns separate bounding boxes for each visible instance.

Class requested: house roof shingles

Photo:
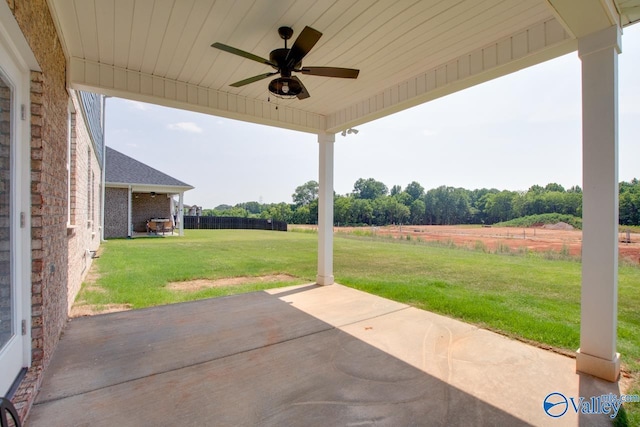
[105,146,193,189]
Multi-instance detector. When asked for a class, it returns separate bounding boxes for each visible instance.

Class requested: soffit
[45,0,627,134]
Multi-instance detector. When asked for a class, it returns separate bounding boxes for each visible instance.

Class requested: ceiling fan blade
[300,67,360,79]
[230,72,277,87]
[286,26,322,68]
[211,42,275,66]
[291,76,310,100]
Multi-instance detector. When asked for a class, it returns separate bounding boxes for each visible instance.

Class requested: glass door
[0,68,13,354]
[0,39,25,397]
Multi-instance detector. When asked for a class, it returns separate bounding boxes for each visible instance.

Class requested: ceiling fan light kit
[212,26,359,100]
[268,77,302,99]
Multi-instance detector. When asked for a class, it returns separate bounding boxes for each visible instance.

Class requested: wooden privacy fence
[183,216,287,231]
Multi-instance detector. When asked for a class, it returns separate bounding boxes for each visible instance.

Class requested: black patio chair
[0,397,21,427]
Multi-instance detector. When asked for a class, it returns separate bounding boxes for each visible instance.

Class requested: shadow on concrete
[28,290,531,426]
[578,373,623,426]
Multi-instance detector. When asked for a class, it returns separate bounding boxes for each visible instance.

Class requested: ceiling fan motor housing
[269,48,300,76]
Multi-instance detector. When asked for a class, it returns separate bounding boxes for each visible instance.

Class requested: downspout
[100,96,108,241]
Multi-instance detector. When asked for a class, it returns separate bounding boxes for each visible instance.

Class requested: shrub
[495,214,582,229]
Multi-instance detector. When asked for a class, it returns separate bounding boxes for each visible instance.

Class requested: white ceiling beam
[68,57,325,134]
[546,0,621,38]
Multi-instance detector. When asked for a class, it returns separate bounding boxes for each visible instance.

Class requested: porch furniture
[146,218,173,235]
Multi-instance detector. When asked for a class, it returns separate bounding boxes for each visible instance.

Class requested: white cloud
[167,122,203,133]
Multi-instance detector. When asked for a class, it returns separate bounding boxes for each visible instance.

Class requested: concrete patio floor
[27,284,620,426]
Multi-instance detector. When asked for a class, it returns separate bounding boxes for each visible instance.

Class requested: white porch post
[317,132,335,286]
[178,192,185,236]
[576,25,621,382]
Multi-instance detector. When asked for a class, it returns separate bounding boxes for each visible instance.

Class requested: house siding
[66,91,102,311]
[5,0,103,421]
[104,187,129,238]
[78,91,104,167]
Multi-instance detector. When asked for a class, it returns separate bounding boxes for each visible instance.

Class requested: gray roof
[105,147,193,189]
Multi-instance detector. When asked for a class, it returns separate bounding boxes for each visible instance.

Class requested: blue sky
[105,24,640,209]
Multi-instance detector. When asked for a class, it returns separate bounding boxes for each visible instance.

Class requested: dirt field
[293,224,640,264]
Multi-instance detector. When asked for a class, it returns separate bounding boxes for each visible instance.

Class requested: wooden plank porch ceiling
[46,0,637,134]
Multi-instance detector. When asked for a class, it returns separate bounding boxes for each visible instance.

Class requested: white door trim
[0,3,33,396]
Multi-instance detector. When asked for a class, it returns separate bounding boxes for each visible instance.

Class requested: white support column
[317,132,335,286]
[576,25,621,382]
[178,192,185,236]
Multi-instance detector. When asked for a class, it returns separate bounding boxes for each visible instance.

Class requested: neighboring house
[104,147,193,238]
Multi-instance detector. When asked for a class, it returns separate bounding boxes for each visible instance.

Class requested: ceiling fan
[212,26,359,100]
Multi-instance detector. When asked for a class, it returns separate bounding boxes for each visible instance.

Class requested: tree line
[203,178,640,226]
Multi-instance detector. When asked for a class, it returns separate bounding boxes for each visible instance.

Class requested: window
[66,103,72,225]
[87,148,91,227]
[67,106,77,227]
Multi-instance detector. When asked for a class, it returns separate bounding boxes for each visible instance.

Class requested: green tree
[349,198,374,224]
[517,190,546,216]
[483,191,517,223]
[334,195,352,225]
[424,186,470,225]
[309,199,319,224]
[352,178,388,200]
[393,191,412,206]
[450,188,471,224]
[567,185,582,193]
[404,181,425,202]
[291,205,310,224]
[292,180,319,206]
[545,183,566,192]
[213,204,233,211]
[382,197,410,224]
[243,201,263,214]
[527,185,545,195]
[469,188,499,224]
[261,203,293,222]
[619,179,640,225]
[410,199,425,224]
[217,207,248,217]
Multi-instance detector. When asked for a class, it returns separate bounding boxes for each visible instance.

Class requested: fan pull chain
[267,95,279,110]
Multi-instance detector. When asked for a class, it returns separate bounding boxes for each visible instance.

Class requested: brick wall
[132,193,172,232]
[7,0,72,420]
[104,187,129,238]
[104,191,175,237]
[66,91,101,311]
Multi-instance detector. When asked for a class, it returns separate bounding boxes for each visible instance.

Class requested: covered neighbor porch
[27,284,621,426]
[104,146,194,238]
[45,0,638,408]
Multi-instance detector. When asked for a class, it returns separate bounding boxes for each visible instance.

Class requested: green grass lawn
[78,229,640,424]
